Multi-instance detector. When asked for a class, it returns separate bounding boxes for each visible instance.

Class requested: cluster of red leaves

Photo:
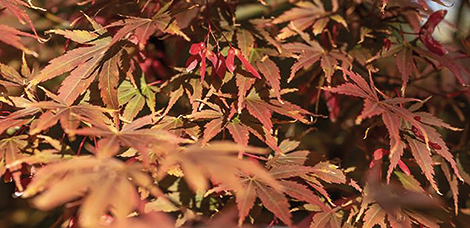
[186,41,261,82]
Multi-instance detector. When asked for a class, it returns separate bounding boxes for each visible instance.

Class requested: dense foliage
[0,0,470,227]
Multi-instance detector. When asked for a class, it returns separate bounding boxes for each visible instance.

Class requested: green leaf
[394,171,425,193]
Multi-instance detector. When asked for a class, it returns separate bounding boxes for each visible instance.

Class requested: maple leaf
[236,29,254,58]
[108,0,189,49]
[249,18,285,53]
[272,0,347,40]
[153,115,200,140]
[357,182,439,228]
[309,210,342,228]
[275,150,311,166]
[236,147,345,226]
[412,45,470,86]
[439,154,460,215]
[22,156,164,228]
[363,204,387,228]
[395,45,416,94]
[395,171,425,193]
[236,171,292,226]
[14,86,114,138]
[283,41,324,82]
[0,135,28,190]
[157,141,281,196]
[226,118,250,158]
[235,73,256,113]
[99,49,124,110]
[0,54,39,102]
[281,179,330,211]
[202,117,224,144]
[182,77,203,114]
[405,135,438,191]
[408,112,464,188]
[271,1,325,40]
[283,34,351,83]
[419,10,447,56]
[267,139,310,167]
[298,162,347,207]
[228,42,281,100]
[255,55,282,101]
[230,28,283,87]
[185,42,218,82]
[0,25,37,56]
[448,174,459,215]
[245,90,274,132]
[405,210,440,228]
[191,92,308,154]
[195,103,277,153]
[118,77,158,122]
[277,139,300,153]
[74,114,185,161]
[187,100,225,144]
[0,54,34,87]
[28,25,110,104]
[0,0,45,41]
[226,48,261,79]
[243,88,311,133]
[160,84,185,119]
[30,104,113,137]
[0,97,41,134]
[6,135,73,169]
[192,88,310,153]
[236,159,344,226]
[309,162,347,184]
[324,69,462,190]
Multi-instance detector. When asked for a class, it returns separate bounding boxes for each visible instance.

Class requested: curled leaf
[419,10,448,56]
